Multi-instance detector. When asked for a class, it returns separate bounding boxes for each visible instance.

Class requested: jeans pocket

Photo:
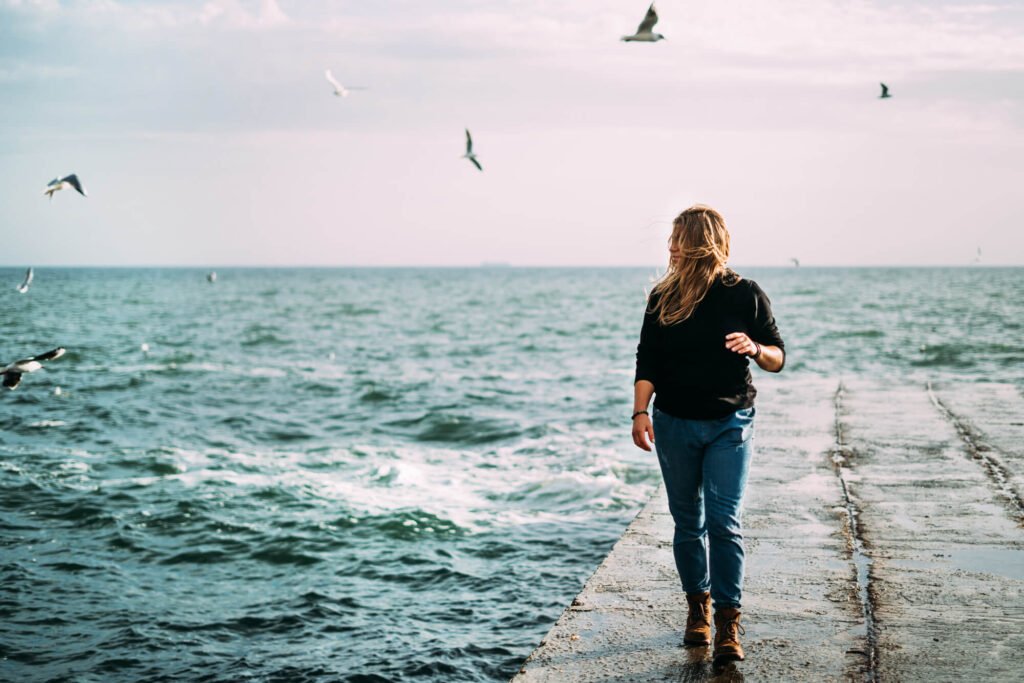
[730,408,755,442]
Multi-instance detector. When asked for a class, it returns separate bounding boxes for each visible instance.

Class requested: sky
[1,0,1023,267]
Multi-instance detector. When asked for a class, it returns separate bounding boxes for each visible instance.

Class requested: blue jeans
[652,405,755,609]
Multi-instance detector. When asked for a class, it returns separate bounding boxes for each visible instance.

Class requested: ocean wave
[329,303,380,316]
[911,343,977,368]
[240,333,289,347]
[822,329,885,339]
[27,419,66,428]
[40,502,118,529]
[382,412,523,445]
[249,543,322,566]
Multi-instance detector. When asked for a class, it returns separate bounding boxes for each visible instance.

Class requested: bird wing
[470,156,483,171]
[26,347,66,363]
[325,69,343,91]
[465,129,474,154]
[22,268,33,287]
[3,372,22,390]
[636,3,659,34]
[9,360,41,374]
[62,174,87,196]
[880,83,889,96]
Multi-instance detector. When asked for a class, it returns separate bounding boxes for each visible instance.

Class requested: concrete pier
[512,379,1024,682]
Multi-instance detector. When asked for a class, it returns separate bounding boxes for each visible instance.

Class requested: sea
[2,266,1021,682]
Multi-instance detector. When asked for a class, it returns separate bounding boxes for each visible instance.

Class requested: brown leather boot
[683,591,712,645]
[713,607,745,665]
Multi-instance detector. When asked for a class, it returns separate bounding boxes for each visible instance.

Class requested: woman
[631,204,785,666]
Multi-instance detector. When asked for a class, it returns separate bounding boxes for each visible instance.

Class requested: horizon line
[0,263,1018,269]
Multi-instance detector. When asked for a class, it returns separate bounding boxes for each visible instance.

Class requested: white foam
[45,430,658,534]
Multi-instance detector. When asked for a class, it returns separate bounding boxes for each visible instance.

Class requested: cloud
[198,0,289,30]
[1,0,290,31]
[3,1,1022,76]
[1,0,60,11]
[0,60,78,81]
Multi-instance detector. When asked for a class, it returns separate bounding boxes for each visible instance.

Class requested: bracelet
[631,409,649,420]
[750,342,762,359]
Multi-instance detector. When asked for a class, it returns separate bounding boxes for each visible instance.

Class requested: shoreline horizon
[0,263,1020,270]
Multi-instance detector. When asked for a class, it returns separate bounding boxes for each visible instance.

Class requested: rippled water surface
[2,266,1021,682]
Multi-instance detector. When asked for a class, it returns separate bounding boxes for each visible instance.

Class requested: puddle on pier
[890,547,1024,581]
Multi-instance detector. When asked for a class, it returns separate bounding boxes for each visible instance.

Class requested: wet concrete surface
[511,379,1024,682]
[928,382,1024,521]
[840,381,1024,682]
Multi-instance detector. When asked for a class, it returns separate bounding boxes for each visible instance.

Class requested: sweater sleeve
[748,280,785,355]
[634,294,659,385]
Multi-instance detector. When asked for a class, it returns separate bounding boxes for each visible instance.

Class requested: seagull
[43,174,87,200]
[463,129,483,171]
[790,257,800,267]
[622,3,665,42]
[879,83,892,99]
[140,342,150,355]
[325,69,367,98]
[16,267,33,293]
[2,347,66,390]
[207,271,217,283]
[974,246,982,263]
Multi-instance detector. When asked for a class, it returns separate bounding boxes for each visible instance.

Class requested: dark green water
[1,267,1021,682]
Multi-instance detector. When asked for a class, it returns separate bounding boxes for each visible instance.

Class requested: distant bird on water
[207,271,217,283]
[325,69,367,98]
[2,347,66,390]
[463,129,483,171]
[16,267,33,293]
[44,174,87,200]
[790,258,800,268]
[879,83,892,99]
[622,3,665,42]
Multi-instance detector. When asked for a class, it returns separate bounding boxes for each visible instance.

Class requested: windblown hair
[650,204,739,326]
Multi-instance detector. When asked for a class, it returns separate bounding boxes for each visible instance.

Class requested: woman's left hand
[724,332,758,357]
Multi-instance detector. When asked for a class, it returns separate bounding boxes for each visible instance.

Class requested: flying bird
[2,347,66,390]
[16,267,33,293]
[463,129,483,171]
[207,271,217,283]
[622,3,665,42]
[325,69,367,98]
[879,83,892,99]
[790,258,800,268]
[974,246,982,263]
[44,174,87,200]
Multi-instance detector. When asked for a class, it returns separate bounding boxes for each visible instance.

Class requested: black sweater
[634,275,785,419]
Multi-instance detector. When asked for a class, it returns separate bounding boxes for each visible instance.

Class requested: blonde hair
[650,204,738,326]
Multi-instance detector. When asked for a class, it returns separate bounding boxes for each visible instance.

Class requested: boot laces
[725,621,745,638]
[717,615,744,641]
[686,598,709,626]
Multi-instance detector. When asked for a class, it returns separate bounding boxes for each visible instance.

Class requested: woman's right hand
[632,413,655,452]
